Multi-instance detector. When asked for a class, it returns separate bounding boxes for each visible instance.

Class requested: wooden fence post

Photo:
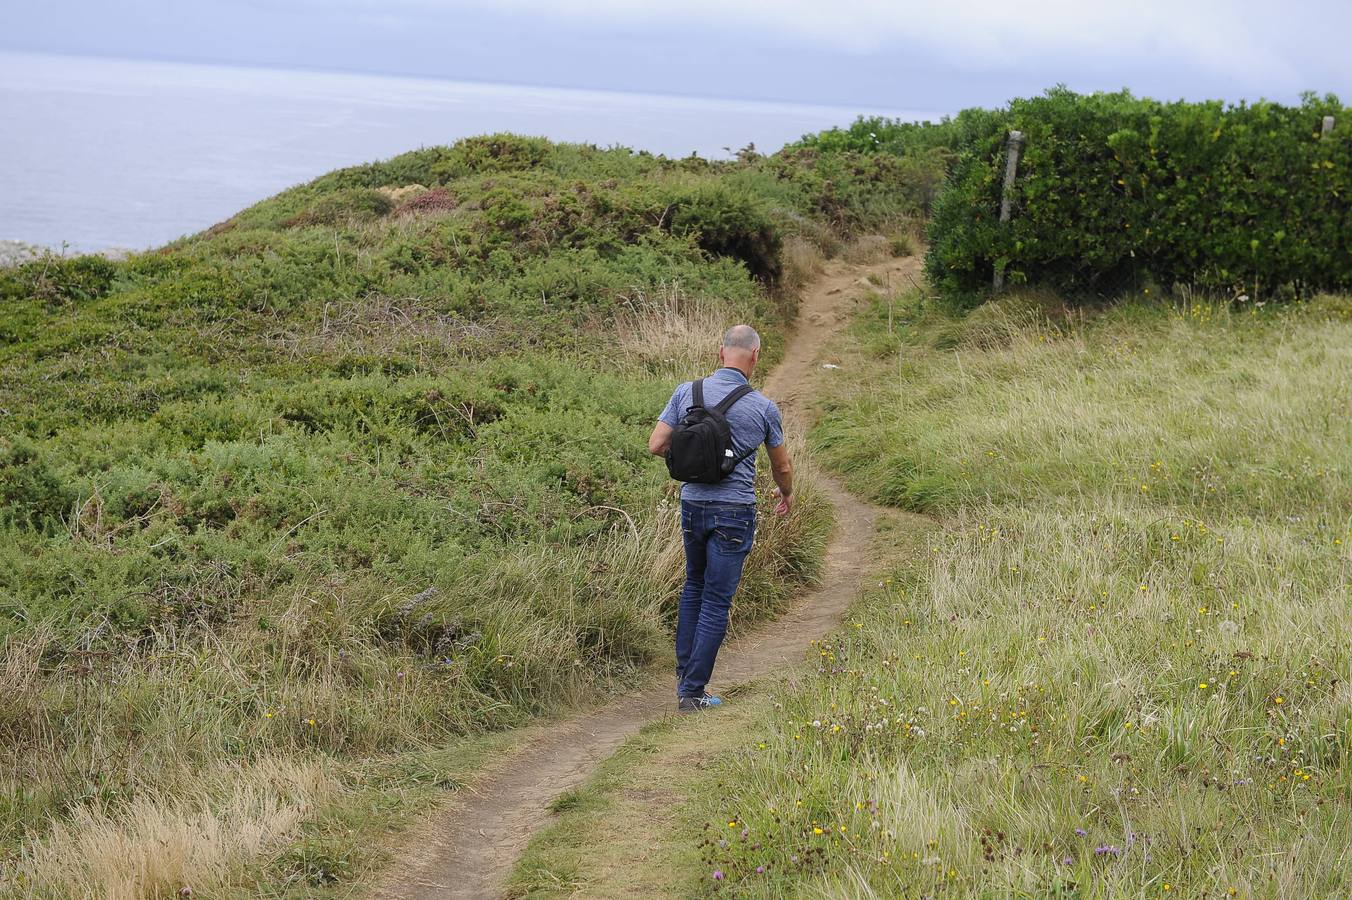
[994,130,1025,292]
[1322,116,1336,137]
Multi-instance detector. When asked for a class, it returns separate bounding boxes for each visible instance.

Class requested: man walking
[648,324,794,712]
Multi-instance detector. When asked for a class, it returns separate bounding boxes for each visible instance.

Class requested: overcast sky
[6,0,1351,110]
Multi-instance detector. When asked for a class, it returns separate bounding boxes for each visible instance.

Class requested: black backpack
[666,378,756,484]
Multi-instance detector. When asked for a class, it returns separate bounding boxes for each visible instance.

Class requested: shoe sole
[676,702,721,713]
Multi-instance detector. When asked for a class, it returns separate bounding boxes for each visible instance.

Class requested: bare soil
[371,254,921,900]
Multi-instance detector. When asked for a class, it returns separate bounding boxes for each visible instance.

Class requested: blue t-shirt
[659,367,784,505]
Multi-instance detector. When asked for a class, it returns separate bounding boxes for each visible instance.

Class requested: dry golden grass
[9,759,337,899]
[614,282,729,377]
[781,235,827,290]
[375,183,430,203]
[840,235,893,266]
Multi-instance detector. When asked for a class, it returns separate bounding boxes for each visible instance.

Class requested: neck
[722,363,752,379]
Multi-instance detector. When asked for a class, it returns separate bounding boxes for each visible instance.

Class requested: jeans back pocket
[713,511,755,550]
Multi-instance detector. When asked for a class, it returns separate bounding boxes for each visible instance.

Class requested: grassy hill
[0,135,931,896]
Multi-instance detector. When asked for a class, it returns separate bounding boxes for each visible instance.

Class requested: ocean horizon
[0,51,942,253]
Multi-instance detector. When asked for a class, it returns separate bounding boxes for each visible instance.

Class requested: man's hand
[772,486,793,517]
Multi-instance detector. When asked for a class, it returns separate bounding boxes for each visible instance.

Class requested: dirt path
[371,253,920,900]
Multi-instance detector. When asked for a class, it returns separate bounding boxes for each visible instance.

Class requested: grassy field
[511,288,1352,897]
[0,136,931,897]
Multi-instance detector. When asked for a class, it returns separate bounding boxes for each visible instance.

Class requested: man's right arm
[651,384,684,456]
[648,421,673,456]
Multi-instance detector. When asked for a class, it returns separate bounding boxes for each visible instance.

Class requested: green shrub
[790,113,967,157]
[925,88,1351,303]
[0,254,119,305]
[286,188,396,227]
[430,133,555,181]
[290,146,459,196]
[765,149,948,226]
[665,182,782,282]
[0,437,73,533]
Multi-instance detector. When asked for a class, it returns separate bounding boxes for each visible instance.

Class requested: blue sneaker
[677,693,723,713]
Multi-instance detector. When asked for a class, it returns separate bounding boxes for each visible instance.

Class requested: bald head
[719,324,762,376]
[722,324,761,351]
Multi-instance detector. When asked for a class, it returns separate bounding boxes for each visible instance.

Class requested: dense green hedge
[924,89,1352,302]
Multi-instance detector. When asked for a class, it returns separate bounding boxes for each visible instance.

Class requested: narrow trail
[372,253,921,900]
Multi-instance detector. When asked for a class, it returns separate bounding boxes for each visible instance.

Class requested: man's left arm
[764,402,792,515]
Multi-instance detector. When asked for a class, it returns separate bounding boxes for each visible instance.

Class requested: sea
[0,51,940,254]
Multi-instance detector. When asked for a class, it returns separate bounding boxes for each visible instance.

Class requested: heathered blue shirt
[659,367,784,505]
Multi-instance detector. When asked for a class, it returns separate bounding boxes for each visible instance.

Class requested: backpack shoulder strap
[712,383,754,415]
[690,378,705,410]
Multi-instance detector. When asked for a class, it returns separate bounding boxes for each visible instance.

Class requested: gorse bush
[788,109,1006,161]
[430,133,555,179]
[285,187,397,226]
[0,438,75,534]
[0,253,119,307]
[665,182,783,282]
[925,88,1352,302]
[767,148,949,224]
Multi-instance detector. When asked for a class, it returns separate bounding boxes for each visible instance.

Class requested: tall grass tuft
[11,758,338,899]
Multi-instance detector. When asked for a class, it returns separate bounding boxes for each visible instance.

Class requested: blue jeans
[675,499,756,698]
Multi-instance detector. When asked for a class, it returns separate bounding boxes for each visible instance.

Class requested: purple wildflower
[1062,857,1073,866]
[755,866,766,874]
[712,870,724,881]
[1074,828,1087,837]
[1094,844,1122,857]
